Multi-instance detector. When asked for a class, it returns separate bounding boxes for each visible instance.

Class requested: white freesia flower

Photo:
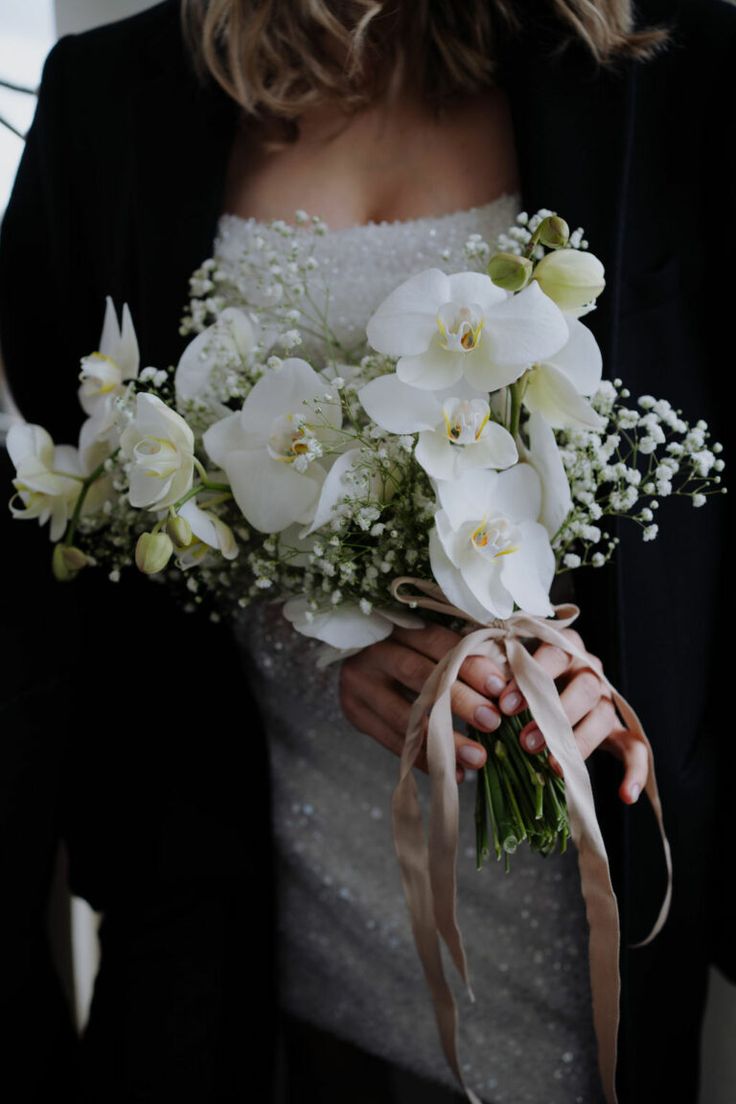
[7,423,84,541]
[365,267,569,393]
[521,316,604,430]
[358,373,517,480]
[175,306,258,405]
[282,597,423,660]
[174,497,238,567]
[430,463,555,622]
[120,392,195,509]
[520,412,573,538]
[78,297,140,459]
[202,357,341,533]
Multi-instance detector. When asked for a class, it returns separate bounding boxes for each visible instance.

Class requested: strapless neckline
[217,189,520,236]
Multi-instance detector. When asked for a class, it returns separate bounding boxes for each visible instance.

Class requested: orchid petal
[547,315,602,395]
[446,271,507,314]
[358,374,440,433]
[224,448,323,533]
[524,362,605,430]
[366,268,449,355]
[202,412,244,469]
[397,334,464,391]
[523,412,573,537]
[499,521,555,616]
[429,527,496,624]
[304,448,364,535]
[283,598,394,648]
[481,279,569,369]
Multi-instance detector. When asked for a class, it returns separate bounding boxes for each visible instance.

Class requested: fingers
[605,729,649,804]
[339,662,482,778]
[499,634,580,717]
[392,624,509,700]
[366,638,503,734]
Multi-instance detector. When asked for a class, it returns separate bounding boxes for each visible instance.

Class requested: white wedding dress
[213,194,605,1104]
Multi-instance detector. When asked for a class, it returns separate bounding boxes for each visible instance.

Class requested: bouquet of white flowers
[7,208,725,1104]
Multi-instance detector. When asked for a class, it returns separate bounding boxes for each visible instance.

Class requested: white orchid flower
[119,392,195,510]
[202,358,342,533]
[173,497,238,568]
[430,463,555,623]
[521,315,604,430]
[175,306,258,407]
[520,412,573,538]
[7,423,84,541]
[78,297,140,458]
[358,373,518,480]
[365,267,569,393]
[282,597,424,663]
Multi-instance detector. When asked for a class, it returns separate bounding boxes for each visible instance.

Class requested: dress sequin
[215,194,604,1103]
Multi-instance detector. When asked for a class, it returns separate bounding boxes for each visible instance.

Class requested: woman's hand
[339,621,506,783]
[338,622,647,804]
[503,627,647,806]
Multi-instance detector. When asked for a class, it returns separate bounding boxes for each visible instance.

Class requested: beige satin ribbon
[388,577,672,1104]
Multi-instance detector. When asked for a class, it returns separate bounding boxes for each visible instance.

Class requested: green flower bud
[167,514,193,548]
[487,251,534,291]
[533,248,605,312]
[537,215,569,249]
[135,531,174,575]
[52,544,90,582]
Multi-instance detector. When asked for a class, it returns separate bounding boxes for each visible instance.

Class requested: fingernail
[522,724,544,753]
[474,705,500,732]
[501,691,521,713]
[628,783,640,803]
[459,745,486,768]
[485,675,506,697]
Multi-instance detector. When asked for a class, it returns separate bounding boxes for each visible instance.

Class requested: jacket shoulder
[38,0,189,117]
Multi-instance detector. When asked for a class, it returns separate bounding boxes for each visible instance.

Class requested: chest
[220,85,520,230]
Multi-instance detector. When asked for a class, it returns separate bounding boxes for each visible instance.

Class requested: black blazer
[0,1,733,1101]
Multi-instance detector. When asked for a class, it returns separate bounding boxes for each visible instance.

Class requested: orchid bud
[532,249,605,312]
[52,543,90,581]
[135,531,174,574]
[537,215,569,249]
[167,514,193,548]
[487,252,533,291]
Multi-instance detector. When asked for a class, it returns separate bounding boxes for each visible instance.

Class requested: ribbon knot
[386,576,672,1104]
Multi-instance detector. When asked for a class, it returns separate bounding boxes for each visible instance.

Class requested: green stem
[64,448,119,546]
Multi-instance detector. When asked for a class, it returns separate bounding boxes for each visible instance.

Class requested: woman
[0,0,732,1101]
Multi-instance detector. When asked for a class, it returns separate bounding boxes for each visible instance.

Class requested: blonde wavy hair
[181,0,673,146]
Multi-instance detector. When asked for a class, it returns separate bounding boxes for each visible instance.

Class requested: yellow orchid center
[436,301,485,353]
[470,515,519,559]
[442,398,491,445]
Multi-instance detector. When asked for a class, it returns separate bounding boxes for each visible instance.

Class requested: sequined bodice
[219,195,604,1104]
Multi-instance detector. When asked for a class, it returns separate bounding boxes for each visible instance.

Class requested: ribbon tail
[507,639,621,1104]
[391,630,502,1104]
[609,689,673,947]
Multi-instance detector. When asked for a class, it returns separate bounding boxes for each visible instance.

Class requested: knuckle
[395,649,425,687]
[546,644,570,669]
[576,670,602,702]
[563,628,584,650]
[587,652,603,674]
[450,683,475,720]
